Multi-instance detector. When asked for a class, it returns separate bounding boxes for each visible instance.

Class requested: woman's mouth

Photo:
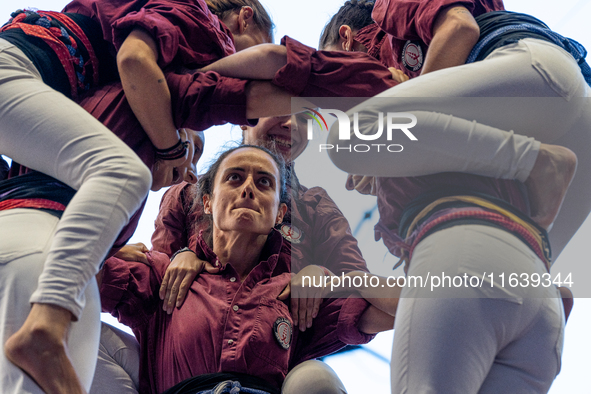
[269,135,292,150]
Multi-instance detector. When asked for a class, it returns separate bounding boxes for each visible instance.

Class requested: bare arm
[420,5,480,75]
[358,305,395,334]
[200,44,287,80]
[245,81,315,119]
[344,271,401,317]
[117,28,180,151]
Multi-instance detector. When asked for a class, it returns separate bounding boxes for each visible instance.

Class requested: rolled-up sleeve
[336,297,376,345]
[305,187,369,274]
[168,71,251,130]
[100,252,169,328]
[273,36,397,98]
[290,296,374,367]
[64,0,235,69]
[110,1,235,68]
[111,7,179,66]
[151,182,192,257]
[373,0,476,44]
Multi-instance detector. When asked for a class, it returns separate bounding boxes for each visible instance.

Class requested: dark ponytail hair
[319,0,375,49]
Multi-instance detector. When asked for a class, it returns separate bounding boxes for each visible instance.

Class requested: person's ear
[275,203,288,225]
[238,6,254,33]
[203,194,212,215]
[338,25,354,52]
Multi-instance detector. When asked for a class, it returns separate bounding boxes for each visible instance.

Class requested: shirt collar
[354,23,392,65]
[196,229,288,277]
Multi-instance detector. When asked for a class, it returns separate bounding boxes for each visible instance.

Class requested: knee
[123,155,152,198]
[282,360,347,394]
[88,146,152,201]
[104,151,152,202]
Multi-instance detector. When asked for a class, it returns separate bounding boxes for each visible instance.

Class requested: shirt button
[232,305,239,312]
[230,277,236,282]
[228,339,234,345]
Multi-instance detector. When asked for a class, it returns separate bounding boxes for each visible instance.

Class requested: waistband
[1,9,99,99]
[396,195,551,272]
[467,22,591,87]
[161,372,280,394]
[0,198,66,212]
[197,380,271,394]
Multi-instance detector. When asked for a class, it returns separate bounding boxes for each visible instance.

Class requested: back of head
[206,0,275,42]
[319,0,375,49]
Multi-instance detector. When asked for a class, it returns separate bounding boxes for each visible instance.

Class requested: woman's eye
[227,173,241,182]
[259,177,272,187]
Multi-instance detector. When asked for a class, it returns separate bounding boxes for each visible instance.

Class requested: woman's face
[243,115,308,163]
[203,147,286,235]
[151,129,204,191]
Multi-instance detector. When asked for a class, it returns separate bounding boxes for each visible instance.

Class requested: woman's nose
[241,177,255,199]
[184,170,197,184]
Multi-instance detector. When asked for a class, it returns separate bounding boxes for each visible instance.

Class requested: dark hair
[193,145,288,245]
[206,0,275,43]
[319,0,375,50]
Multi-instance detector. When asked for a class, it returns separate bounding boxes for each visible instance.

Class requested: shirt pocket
[246,297,293,378]
[0,210,58,265]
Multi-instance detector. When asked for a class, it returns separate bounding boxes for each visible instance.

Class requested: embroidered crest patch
[402,40,424,72]
[280,224,303,244]
[274,317,292,350]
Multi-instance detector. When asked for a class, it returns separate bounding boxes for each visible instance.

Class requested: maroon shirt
[72,70,250,251]
[63,0,235,69]
[152,176,369,274]
[273,36,398,97]
[354,22,397,68]
[101,230,373,393]
[372,0,505,78]
[7,0,242,251]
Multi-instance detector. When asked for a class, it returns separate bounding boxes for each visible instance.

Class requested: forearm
[420,5,480,75]
[244,81,316,119]
[344,271,400,316]
[118,28,179,149]
[358,305,395,334]
[200,44,287,80]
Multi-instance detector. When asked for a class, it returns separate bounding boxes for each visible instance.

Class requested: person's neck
[212,229,268,279]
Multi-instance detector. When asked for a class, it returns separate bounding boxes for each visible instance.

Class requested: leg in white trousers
[0,38,152,318]
[0,209,101,393]
[90,323,140,394]
[329,39,591,260]
[391,225,564,394]
[282,360,348,394]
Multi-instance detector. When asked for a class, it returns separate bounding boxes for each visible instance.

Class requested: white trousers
[90,323,140,394]
[0,209,101,393]
[0,38,152,318]
[391,225,564,393]
[330,38,591,259]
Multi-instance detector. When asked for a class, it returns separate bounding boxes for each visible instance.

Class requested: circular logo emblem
[402,40,423,72]
[280,224,303,244]
[274,317,292,349]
